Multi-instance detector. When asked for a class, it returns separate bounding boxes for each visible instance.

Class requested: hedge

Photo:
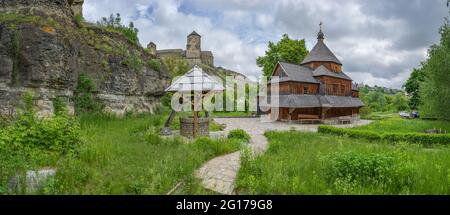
[318,125,450,145]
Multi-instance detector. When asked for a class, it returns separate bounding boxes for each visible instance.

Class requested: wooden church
[265,24,364,124]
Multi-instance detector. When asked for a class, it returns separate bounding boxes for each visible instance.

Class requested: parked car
[399,111,410,118]
[399,111,420,119]
[410,111,419,118]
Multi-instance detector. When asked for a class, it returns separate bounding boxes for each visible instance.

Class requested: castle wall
[201,52,214,66]
[68,0,84,17]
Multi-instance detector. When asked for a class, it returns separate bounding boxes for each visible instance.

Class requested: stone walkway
[195,118,372,194]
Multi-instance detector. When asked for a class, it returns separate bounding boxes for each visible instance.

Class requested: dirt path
[195,118,372,194]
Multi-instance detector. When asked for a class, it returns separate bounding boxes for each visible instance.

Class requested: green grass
[23,114,241,194]
[211,111,256,117]
[236,131,450,194]
[353,117,450,133]
[361,111,398,120]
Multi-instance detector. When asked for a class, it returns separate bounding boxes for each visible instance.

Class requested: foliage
[318,125,450,145]
[228,129,251,143]
[97,13,140,46]
[74,14,85,28]
[122,50,144,72]
[392,92,409,111]
[0,92,81,154]
[147,59,162,72]
[322,151,415,192]
[163,57,190,79]
[257,34,309,77]
[237,131,450,194]
[73,74,104,114]
[419,19,450,120]
[362,91,386,111]
[359,86,409,113]
[403,68,425,110]
[52,97,68,116]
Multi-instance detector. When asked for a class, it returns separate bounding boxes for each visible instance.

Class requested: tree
[418,5,450,120]
[365,91,387,112]
[403,67,426,110]
[97,13,140,45]
[392,92,409,111]
[257,34,309,77]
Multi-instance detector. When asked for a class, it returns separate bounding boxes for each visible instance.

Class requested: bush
[122,51,144,72]
[74,14,85,28]
[52,97,68,116]
[318,125,450,145]
[0,93,81,154]
[97,13,140,45]
[321,151,415,192]
[148,59,161,72]
[228,129,251,143]
[74,74,104,114]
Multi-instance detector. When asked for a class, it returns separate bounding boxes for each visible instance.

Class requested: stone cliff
[0,0,170,116]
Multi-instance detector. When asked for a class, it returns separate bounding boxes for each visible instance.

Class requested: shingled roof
[313,65,352,80]
[301,40,342,65]
[270,62,319,84]
[189,31,201,37]
[263,95,364,108]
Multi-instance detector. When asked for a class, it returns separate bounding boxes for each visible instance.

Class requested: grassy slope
[237,131,450,195]
[353,117,450,133]
[44,114,241,194]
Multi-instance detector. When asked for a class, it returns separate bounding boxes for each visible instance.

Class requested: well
[180,117,210,138]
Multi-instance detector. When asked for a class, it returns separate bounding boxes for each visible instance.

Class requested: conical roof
[188,31,201,37]
[301,39,342,65]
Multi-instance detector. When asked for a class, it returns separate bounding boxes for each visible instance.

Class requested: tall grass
[1,113,240,194]
[43,114,241,194]
[236,131,450,194]
[353,117,450,133]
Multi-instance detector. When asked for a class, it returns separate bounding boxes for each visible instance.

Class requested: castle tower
[68,0,84,17]
[186,31,202,64]
[147,42,157,56]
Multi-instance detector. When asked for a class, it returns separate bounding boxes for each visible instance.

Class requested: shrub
[318,125,450,145]
[122,51,144,72]
[321,151,415,192]
[97,13,140,46]
[73,74,104,114]
[0,93,81,154]
[148,59,161,72]
[74,14,85,28]
[228,129,251,143]
[52,97,68,116]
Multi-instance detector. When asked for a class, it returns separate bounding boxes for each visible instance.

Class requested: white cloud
[83,0,447,89]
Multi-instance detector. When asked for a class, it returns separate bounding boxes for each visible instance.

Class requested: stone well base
[180,117,210,138]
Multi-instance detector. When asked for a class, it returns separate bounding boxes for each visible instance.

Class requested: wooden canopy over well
[165,65,224,93]
[163,65,224,138]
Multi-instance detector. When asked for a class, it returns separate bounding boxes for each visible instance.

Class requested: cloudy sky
[84,0,448,89]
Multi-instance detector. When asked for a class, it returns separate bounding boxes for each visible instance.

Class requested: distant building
[263,24,364,123]
[148,31,214,67]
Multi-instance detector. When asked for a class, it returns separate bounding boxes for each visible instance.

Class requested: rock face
[0,0,169,116]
